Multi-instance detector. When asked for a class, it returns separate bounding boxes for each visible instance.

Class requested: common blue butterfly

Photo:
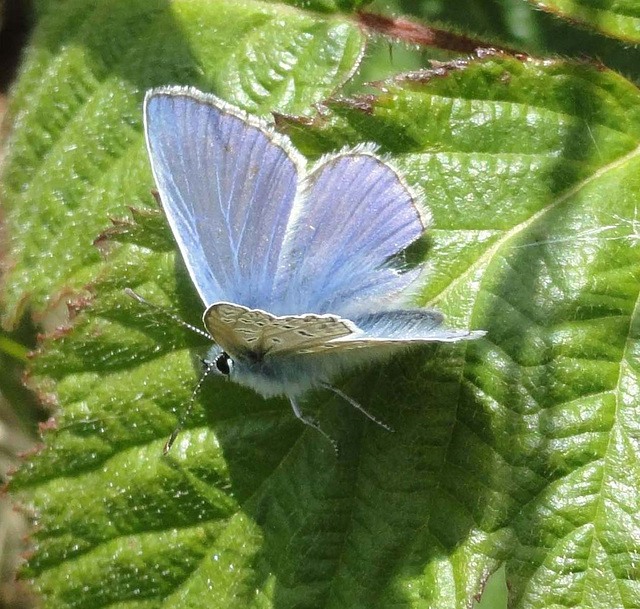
[140,86,484,451]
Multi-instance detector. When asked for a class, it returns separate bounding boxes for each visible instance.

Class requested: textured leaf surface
[8,46,640,609]
[282,54,640,608]
[264,0,372,10]
[373,0,640,86]
[524,0,640,43]
[0,0,364,328]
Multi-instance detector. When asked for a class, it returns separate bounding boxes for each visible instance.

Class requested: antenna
[124,288,211,339]
[163,358,217,454]
[125,288,216,454]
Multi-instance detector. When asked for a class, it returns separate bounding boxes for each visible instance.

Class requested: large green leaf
[277,54,640,607]
[0,0,365,329]
[9,47,640,608]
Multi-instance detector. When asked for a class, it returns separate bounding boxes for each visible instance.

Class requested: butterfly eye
[214,352,233,376]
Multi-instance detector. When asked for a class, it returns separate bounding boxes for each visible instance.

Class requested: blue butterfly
[140,86,484,451]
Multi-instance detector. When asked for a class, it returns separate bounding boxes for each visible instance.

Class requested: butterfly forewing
[203,302,358,359]
[144,87,303,308]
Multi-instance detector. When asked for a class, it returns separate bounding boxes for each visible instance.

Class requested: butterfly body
[203,303,362,398]
[142,86,484,445]
[201,302,475,400]
[204,343,312,399]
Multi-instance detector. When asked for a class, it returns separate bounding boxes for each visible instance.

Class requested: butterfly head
[204,344,234,379]
[203,337,315,399]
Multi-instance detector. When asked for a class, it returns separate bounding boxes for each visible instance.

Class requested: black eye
[215,352,232,375]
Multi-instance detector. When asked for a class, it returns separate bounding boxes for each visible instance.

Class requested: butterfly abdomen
[231,347,347,398]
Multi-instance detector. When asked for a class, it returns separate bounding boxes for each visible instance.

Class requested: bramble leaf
[5,3,640,609]
[524,0,640,43]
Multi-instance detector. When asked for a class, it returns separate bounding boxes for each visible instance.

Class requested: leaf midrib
[576,248,640,606]
[426,142,640,311]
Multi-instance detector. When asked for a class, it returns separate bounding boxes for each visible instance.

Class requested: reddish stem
[357,11,525,57]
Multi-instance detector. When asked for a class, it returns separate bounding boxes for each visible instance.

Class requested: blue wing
[144,87,303,307]
[350,310,484,342]
[274,151,426,316]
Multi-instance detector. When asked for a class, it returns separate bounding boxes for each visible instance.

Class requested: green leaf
[263,0,373,11]
[473,565,508,609]
[524,0,640,43]
[373,0,640,87]
[0,0,365,328]
[9,47,640,608]
[284,53,640,607]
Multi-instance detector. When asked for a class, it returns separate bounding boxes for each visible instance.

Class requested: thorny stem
[357,11,526,57]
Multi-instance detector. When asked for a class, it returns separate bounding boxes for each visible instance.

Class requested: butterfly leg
[320,383,394,432]
[289,398,338,454]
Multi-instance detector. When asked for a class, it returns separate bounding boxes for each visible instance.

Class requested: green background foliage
[2,0,640,608]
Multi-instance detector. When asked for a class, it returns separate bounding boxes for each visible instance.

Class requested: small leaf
[524,0,640,43]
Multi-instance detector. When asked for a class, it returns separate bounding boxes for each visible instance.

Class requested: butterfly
[139,86,485,452]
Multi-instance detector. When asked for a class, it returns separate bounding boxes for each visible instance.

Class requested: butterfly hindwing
[296,309,484,354]
[204,305,482,363]
[203,302,357,359]
[144,87,304,308]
